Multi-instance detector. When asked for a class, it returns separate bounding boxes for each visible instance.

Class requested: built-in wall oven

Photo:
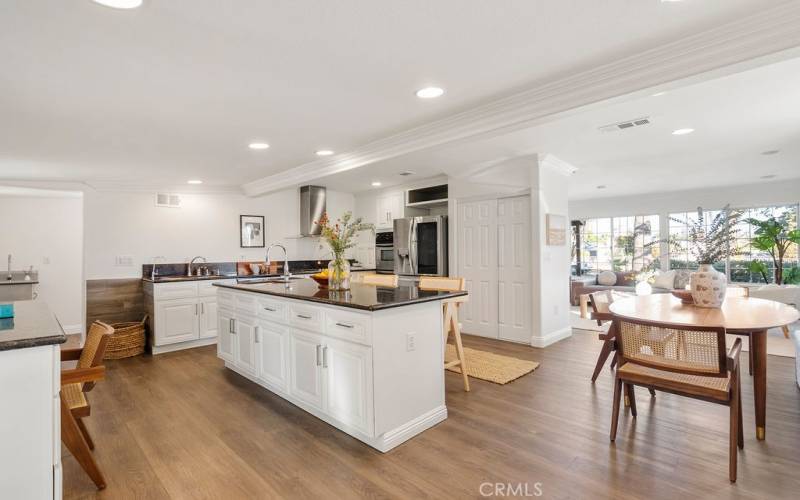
[394,215,448,276]
[375,231,394,272]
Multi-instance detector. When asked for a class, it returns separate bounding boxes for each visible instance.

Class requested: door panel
[257,321,288,392]
[289,330,324,410]
[218,311,234,362]
[155,298,199,345]
[199,297,218,339]
[235,316,257,376]
[497,196,532,343]
[324,338,373,435]
[457,199,498,338]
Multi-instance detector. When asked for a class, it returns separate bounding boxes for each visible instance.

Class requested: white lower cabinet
[199,297,219,339]
[256,321,288,392]
[324,337,373,435]
[289,329,325,410]
[234,315,257,377]
[155,298,199,344]
[217,310,235,363]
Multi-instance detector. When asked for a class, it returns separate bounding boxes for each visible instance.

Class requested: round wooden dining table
[609,293,799,441]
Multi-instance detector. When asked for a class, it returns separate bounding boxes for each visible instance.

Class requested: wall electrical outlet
[406,332,416,352]
[115,255,134,266]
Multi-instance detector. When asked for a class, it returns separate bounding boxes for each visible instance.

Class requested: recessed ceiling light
[761,150,780,156]
[415,87,444,99]
[248,142,270,150]
[187,180,203,185]
[315,150,334,156]
[91,0,143,9]
[371,181,382,187]
[760,174,777,179]
[672,128,694,135]
[597,185,607,189]
[651,91,667,97]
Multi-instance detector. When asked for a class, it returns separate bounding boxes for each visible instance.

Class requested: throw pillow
[652,270,676,290]
[597,270,617,286]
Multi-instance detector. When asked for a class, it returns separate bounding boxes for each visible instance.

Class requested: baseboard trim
[374,405,448,453]
[151,337,216,355]
[531,326,572,348]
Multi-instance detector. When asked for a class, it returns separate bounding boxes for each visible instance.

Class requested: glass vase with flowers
[316,211,374,290]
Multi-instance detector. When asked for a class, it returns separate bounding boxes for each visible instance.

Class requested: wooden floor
[63,331,800,500]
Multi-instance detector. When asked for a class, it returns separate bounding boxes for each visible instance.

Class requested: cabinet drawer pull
[230,318,236,334]
[263,306,277,312]
[296,313,312,320]
[335,322,354,329]
[322,346,329,368]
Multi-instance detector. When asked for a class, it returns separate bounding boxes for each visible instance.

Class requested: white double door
[457,195,531,343]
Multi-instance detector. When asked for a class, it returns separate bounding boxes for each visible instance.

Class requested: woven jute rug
[445,344,539,385]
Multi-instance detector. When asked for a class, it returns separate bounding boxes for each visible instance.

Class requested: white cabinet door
[457,199,499,338]
[234,316,257,376]
[376,196,390,229]
[375,191,404,229]
[199,297,218,339]
[289,329,324,410]
[323,338,373,435]
[155,298,199,345]
[218,310,235,362]
[256,321,288,392]
[497,196,532,343]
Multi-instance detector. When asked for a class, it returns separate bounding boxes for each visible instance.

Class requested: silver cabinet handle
[297,313,312,320]
[316,344,322,366]
[230,318,236,334]
[254,326,260,344]
[335,322,353,329]
[195,303,198,315]
[323,346,329,368]
[263,306,276,312]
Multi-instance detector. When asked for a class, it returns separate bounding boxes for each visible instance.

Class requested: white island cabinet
[214,281,461,452]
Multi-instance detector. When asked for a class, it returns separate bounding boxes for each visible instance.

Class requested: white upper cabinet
[375,191,404,229]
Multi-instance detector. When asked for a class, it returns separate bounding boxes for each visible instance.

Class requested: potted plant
[316,211,373,290]
[746,211,800,285]
[673,206,741,308]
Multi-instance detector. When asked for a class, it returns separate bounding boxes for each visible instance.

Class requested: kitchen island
[214,278,467,452]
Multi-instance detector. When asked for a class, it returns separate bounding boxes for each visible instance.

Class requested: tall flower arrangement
[316,211,373,289]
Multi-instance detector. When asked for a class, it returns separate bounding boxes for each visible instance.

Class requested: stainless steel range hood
[299,185,326,236]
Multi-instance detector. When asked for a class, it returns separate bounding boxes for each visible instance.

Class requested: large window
[575,215,660,274]
[668,204,799,283]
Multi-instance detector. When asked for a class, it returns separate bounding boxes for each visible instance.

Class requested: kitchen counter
[0,300,67,352]
[214,277,465,311]
[142,274,237,283]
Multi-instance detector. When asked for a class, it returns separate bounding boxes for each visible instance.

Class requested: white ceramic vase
[690,264,727,308]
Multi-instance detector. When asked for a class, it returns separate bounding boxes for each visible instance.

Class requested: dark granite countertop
[142,274,238,283]
[214,278,466,311]
[0,301,67,352]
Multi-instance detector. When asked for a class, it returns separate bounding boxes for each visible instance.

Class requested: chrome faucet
[266,244,291,281]
[6,254,12,280]
[151,255,165,280]
[187,256,207,276]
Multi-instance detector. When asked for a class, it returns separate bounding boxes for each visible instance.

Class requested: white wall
[569,179,800,219]
[84,188,355,279]
[0,190,84,332]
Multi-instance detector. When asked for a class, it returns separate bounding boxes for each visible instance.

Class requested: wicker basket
[104,315,147,359]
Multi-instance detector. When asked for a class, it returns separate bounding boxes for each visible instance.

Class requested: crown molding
[84,180,244,195]
[243,3,800,196]
[539,154,578,176]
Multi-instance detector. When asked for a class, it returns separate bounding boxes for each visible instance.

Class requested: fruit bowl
[671,289,694,304]
[310,274,329,287]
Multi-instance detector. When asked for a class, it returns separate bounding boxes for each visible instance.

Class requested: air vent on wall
[598,116,651,133]
[155,192,182,208]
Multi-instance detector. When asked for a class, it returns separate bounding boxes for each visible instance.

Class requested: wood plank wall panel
[85,279,146,330]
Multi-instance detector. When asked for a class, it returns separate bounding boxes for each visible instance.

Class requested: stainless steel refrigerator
[393,215,448,276]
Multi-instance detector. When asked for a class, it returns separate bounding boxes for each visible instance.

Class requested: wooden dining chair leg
[748,334,753,376]
[591,340,614,382]
[76,417,95,451]
[626,384,637,418]
[648,388,656,397]
[782,325,791,339]
[610,377,622,442]
[450,308,470,392]
[610,355,617,369]
[60,395,106,490]
[729,368,740,483]
[737,373,744,450]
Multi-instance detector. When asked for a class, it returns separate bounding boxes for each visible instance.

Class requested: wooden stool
[420,276,470,392]
[360,273,399,287]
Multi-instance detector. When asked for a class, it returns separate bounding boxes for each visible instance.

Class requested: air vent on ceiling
[155,192,182,208]
[598,116,651,133]
[398,170,416,177]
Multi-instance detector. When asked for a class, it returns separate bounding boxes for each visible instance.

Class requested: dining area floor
[62,331,800,500]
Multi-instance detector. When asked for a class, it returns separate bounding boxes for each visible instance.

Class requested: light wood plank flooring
[63,331,800,499]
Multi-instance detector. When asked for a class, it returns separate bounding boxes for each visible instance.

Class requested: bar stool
[360,273,399,287]
[419,276,470,391]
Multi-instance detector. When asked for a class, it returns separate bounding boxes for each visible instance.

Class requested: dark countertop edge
[0,280,40,285]
[0,333,66,352]
[143,268,376,283]
[213,282,467,312]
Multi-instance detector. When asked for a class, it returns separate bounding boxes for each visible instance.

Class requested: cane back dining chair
[610,316,743,482]
[60,321,114,490]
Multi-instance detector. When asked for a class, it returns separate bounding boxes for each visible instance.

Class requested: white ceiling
[315,55,800,198]
[0,0,786,189]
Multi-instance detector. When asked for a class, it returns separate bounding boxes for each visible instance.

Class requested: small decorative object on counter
[672,205,741,308]
[316,211,374,291]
